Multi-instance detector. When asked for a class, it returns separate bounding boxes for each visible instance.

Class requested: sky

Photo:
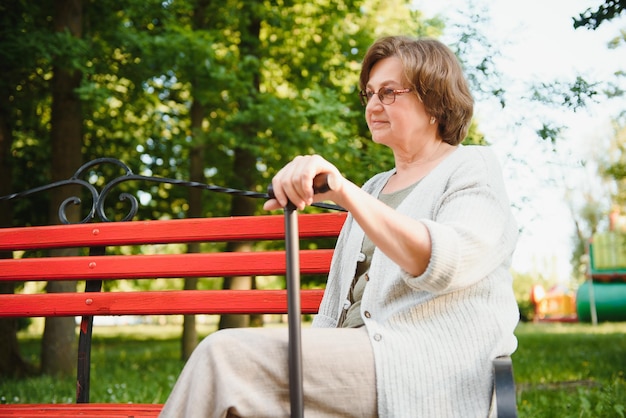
[414,0,626,282]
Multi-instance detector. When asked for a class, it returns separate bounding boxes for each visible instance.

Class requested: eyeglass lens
[359,88,406,106]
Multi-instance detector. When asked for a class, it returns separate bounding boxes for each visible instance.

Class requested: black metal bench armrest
[493,355,518,418]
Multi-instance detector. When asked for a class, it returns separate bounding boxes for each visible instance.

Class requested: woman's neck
[385,142,457,193]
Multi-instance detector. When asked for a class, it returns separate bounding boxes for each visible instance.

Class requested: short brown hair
[360,36,473,145]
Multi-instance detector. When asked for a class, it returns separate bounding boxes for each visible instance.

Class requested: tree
[565,0,626,280]
[0,0,511,372]
[574,0,626,29]
[0,0,62,376]
[39,0,85,377]
[0,1,28,378]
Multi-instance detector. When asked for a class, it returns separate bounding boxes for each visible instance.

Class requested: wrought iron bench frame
[0,158,517,417]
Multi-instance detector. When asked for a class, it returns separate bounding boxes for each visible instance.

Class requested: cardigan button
[364,311,371,318]
[364,274,370,281]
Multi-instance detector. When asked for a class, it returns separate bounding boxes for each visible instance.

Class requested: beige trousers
[159,327,377,418]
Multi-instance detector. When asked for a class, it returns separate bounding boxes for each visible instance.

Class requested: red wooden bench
[0,212,346,417]
[0,211,518,418]
[0,155,517,416]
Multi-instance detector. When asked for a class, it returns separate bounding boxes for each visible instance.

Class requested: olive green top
[340,181,418,328]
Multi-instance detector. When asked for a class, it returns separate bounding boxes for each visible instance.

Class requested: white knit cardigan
[312,145,519,417]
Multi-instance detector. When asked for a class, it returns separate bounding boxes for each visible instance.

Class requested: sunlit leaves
[573,0,626,30]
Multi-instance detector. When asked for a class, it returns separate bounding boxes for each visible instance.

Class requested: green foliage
[601,126,626,203]
[512,270,552,322]
[527,2,626,150]
[445,2,505,109]
[1,0,515,297]
[574,0,626,30]
[531,78,602,111]
[2,0,505,224]
[536,123,564,145]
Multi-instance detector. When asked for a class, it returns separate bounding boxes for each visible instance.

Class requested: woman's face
[364,56,434,150]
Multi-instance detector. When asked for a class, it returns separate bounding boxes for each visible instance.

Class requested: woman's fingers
[266,155,338,210]
[263,198,282,211]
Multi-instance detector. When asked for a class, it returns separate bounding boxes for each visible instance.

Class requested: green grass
[1,322,625,417]
[1,329,186,405]
[513,322,626,417]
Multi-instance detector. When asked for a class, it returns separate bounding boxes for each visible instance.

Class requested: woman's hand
[263,155,343,211]
[264,154,432,277]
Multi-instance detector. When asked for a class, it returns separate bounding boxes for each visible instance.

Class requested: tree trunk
[218,4,263,330]
[0,289,37,378]
[0,101,34,377]
[218,148,260,329]
[180,0,213,361]
[181,99,205,361]
[41,0,83,377]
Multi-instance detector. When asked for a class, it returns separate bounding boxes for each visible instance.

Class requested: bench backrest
[0,212,347,318]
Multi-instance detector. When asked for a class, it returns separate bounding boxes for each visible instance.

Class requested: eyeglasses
[358,87,412,106]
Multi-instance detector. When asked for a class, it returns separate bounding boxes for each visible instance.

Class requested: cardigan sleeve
[401,147,518,293]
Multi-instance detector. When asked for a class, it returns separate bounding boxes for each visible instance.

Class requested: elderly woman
[160,36,519,418]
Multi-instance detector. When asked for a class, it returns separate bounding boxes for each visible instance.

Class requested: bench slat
[0,403,162,417]
[0,250,334,281]
[0,212,342,412]
[0,289,325,317]
[0,213,346,250]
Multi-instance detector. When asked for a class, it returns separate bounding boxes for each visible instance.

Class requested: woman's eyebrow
[366,80,402,89]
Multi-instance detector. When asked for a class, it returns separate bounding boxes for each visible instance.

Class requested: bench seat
[0,403,162,417]
[0,210,517,416]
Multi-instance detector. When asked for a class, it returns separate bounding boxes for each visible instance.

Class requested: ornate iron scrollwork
[0,157,343,224]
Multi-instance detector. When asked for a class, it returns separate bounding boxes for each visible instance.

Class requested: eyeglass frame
[358,87,413,106]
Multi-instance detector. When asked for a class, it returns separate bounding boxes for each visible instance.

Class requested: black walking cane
[268,174,331,418]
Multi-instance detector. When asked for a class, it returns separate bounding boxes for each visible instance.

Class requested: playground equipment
[576,281,626,322]
[530,284,577,322]
[576,231,626,323]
